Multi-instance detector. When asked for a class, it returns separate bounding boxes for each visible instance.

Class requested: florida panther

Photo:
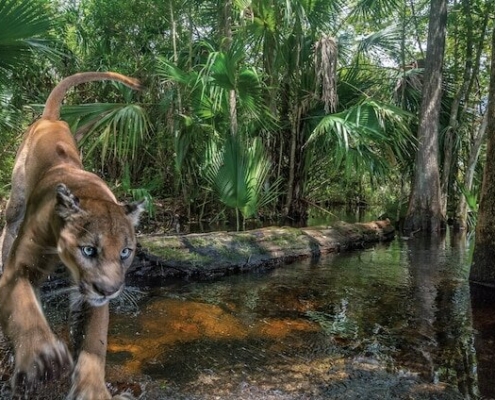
[0,72,145,399]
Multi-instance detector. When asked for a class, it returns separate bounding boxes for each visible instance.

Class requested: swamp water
[1,233,494,399]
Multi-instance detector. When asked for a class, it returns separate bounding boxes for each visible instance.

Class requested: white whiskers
[111,286,145,314]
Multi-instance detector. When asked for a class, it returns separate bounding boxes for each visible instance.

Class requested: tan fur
[0,72,144,399]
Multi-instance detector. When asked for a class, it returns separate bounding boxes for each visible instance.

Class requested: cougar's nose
[92,282,121,297]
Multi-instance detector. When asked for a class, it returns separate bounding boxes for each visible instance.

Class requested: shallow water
[2,232,494,399]
[102,232,492,399]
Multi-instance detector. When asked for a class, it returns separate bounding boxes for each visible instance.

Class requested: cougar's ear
[124,199,146,227]
[55,183,82,219]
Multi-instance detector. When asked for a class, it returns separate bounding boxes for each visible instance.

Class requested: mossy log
[128,220,395,284]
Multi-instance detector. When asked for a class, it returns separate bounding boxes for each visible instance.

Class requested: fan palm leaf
[61,102,150,166]
[0,0,57,131]
[308,98,415,179]
[0,0,56,84]
[348,0,403,23]
[204,135,280,228]
[355,26,402,63]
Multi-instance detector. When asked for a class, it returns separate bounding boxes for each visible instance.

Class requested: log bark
[128,220,395,285]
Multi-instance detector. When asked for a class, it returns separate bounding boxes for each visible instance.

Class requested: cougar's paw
[112,393,136,400]
[13,338,73,394]
[66,390,135,400]
[67,351,133,400]
[67,373,137,400]
[66,384,112,400]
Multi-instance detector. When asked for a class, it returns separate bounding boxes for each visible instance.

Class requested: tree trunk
[454,7,491,230]
[441,0,480,220]
[219,0,238,136]
[404,0,447,233]
[284,107,308,222]
[456,112,487,229]
[470,23,495,286]
[283,34,308,222]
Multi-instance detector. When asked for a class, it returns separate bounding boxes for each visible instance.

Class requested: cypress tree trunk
[455,9,492,230]
[404,0,447,233]
[456,112,487,230]
[440,0,474,218]
[470,23,495,286]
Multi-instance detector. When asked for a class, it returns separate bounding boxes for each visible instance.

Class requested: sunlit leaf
[204,135,280,223]
[61,102,151,165]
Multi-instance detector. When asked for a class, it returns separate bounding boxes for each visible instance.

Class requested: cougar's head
[54,184,145,307]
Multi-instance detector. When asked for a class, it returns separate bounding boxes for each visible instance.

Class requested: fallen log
[128,220,395,285]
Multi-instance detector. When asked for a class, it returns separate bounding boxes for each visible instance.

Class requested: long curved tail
[42,72,143,121]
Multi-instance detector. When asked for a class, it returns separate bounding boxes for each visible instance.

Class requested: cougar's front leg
[68,302,134,400]
[0,274,73,394]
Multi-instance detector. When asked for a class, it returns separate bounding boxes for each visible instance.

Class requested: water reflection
[407,235,478,398]
[103,234,490,399]
[1,234,492,399]
[470,283,495,398]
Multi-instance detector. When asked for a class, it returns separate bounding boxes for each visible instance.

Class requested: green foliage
[0,0,491,228]
[156,38,279,218]
[459,184,479,230]
[308,99,415,183]
[119,164,155,218]
[0,0,60,192]
[0,0,58,137]
[204,135,280,229]
[0,0,55,86]
[62,100,150,167]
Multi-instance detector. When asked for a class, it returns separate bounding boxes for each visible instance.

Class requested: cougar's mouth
[86,296,111,307]
[79,281,123,307]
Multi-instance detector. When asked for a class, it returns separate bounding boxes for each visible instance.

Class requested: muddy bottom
[0,234,492,399]
[104,300,463,400]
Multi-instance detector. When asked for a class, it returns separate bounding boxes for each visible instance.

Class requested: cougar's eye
[81,246,97,258]
[120,247,132,260]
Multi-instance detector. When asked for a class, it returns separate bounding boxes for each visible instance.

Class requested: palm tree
[60,97,151,182]
[150,0,420,224]
[241,0,418,221]
[156,36,277,222]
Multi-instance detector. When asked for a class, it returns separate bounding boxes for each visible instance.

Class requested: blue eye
[81,246,97,258]
[120,248,132,260]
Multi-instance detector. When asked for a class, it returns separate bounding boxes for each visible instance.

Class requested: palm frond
[308,98,415,179]
[0,90,20,131]
[349,0,403,23]
[307,0,345,30]
[355,25,402,64]
[156,56,198,86]
[0,0,57,84]
[61,103,150,165]
[204,135,279,221]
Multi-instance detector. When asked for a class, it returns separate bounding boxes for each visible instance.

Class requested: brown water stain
[108,298,319,375]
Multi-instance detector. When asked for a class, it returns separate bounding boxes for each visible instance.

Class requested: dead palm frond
[314,34,338,113]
